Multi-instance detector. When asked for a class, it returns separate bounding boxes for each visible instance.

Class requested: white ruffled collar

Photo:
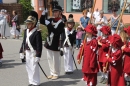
[112,47,118,53]
[87,37,95,42]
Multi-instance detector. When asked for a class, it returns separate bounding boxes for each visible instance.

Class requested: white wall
[2,0,17,3]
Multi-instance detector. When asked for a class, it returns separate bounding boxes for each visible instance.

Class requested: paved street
[0,39,104,86]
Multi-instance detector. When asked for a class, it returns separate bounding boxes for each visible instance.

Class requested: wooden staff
[78,0,97,64]
[110,3,130,28]
[104,0,128,72]
[89,0,96,24]
[116,0,127,33]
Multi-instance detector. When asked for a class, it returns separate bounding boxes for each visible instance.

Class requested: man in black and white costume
[19,11,42,86]
[61,18,76,74]
[40,5,65,80]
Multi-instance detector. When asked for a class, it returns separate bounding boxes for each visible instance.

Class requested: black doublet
[40,15,65,51]
[61,28,77,48]
[19,29,42,57]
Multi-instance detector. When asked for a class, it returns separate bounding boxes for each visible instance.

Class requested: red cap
[100,26,111,35]
[84,24,97,36]
[109,34,123,49]
[124,26,130,36]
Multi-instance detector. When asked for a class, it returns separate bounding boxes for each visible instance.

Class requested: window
[103,0,130,14]
[58,0,64,8]
[66,0,93,12]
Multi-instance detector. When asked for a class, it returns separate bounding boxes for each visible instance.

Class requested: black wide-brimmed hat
[25,11,38,25]
[52,5,62,12]
[67,18,75,23]
[25,16,37,24]
[29,11,38,22]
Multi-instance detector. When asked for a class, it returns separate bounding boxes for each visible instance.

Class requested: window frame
[66,0,94,13]
[102,0,130,15]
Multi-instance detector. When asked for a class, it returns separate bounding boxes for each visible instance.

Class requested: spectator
[93,8,100,23]
[108,9,123,35]
[87,8,92,18]
[4,10,10,26]
[95,10,108,36]
[80,9,90,41]
[76,26,83,49]
[68,14,73,19]
[10,10,20,39]
[80,9,90,30]
[0,9,10,39]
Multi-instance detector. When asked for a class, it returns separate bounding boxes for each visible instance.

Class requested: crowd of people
[0,9,20,39]
[0,2,130,86]
[0,8,21,83]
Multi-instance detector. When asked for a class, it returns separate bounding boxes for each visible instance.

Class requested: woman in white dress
[0,10,4,38]
[0,9,10,39]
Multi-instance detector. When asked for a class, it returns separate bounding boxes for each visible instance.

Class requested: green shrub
[39,25,48,41]
[19,0,33,22]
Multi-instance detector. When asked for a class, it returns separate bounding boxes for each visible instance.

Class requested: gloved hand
[45,20,50,25]
[34,57,40,63]
[20,53,24,59]
[60,48,64,56]
[70,31,73,34]
[45,8,48,13]
[42,9,46,15]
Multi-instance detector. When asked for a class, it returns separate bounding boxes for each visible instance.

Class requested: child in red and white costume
[121,27,130,85]
[77,24,99,86]
[106,34,125,86]
[97,26,111,84]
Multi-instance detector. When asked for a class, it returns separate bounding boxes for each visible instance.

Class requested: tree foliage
[18,0,33,22]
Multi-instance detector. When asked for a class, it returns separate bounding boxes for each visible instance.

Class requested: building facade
[32,0,130,23]
[0,0,17,3]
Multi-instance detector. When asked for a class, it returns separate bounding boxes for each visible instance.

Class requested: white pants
[97,29,102,37]
[111,29,120,35]
[63,47,73,72]
[25,50,40,85]
[47,49,61,76]
[111,29,116,35]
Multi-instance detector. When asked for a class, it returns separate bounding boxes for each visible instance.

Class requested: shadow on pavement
[0,60,24,69]
[40,69,82,86]
[60,69,83,79]
[41,80,80,86]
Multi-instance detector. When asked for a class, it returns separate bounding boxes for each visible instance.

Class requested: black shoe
[65,72,68,74]
[32,85,40,86]
[102,78,108,84]
[0,62,2,67]
[65,72,73,75]
[129,81,130,86]
[28,84,32,86]
[21,58,26,63]
[99,77,105,83]
[126,81,130,86]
